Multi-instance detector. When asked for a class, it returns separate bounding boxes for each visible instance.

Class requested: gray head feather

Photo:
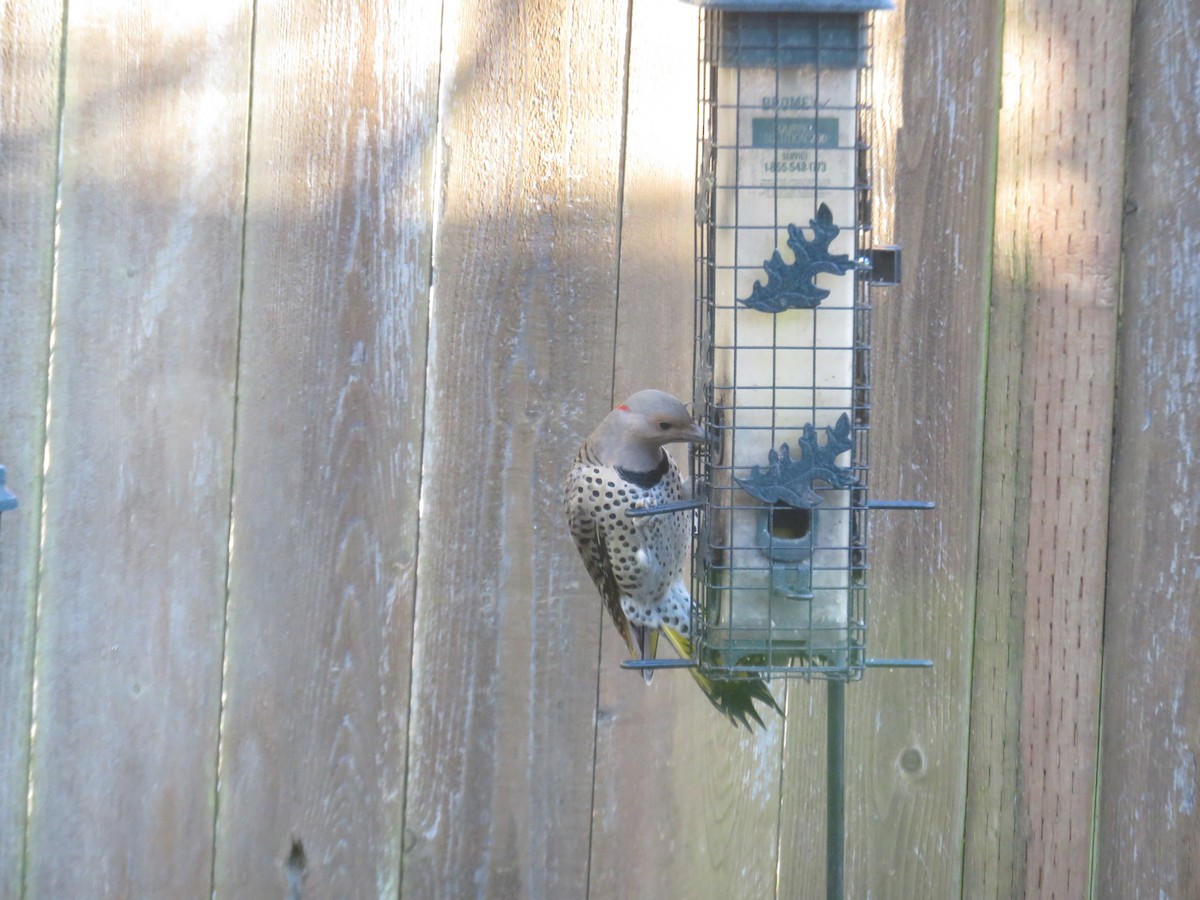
[585,390,706,471]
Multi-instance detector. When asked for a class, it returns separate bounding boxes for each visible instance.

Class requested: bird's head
[613,390,706,447]
[588,390,706,471]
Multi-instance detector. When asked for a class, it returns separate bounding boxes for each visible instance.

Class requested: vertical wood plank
[831,1,1000,896]
[967,2,1133,897]
[775,685,831,894]
[589,2,787,896]
[961,5,1034,890]
[24,1,251,894]
[212,0,438,895]
[400,0,628,896]
[1097,1,1200,897]
[0,0,62,892]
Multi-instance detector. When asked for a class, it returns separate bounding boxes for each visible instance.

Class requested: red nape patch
[616,404,630,411]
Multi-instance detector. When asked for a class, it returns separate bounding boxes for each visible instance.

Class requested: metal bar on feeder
[624,499,707,518]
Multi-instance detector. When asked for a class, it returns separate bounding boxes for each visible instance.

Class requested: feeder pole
[826,679,845,900]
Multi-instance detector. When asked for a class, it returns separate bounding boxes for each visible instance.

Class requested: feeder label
[751,117,838,150]
[761,94,816,110]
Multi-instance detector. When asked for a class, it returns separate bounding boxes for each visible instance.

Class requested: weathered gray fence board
[1097,0,1200,896]
[399,0,627,895]
[210,0,438,894]
[22,2,250,894]
[775,685,833,893]
[589,2,787,895]
[969,2,1133,896]
[965,97,1035,900]
[0,2,62,893]
[837,1,999,896]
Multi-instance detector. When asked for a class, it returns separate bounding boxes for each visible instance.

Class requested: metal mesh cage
[691,9,874,681]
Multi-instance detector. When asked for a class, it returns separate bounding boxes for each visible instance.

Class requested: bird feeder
[687,0,919,683]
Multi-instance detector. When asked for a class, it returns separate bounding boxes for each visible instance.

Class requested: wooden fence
[1,0,1196,896]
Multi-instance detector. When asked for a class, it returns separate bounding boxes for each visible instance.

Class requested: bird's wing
[590,527,642,661]
[567,493,642,661]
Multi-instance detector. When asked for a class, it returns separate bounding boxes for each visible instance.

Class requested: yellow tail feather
[660,626,783,730]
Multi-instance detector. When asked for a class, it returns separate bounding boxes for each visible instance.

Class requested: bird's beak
[686,423,709,444]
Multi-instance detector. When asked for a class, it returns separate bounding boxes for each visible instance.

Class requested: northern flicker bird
[564,390,782,729]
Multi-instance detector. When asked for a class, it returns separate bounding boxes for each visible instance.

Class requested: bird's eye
[658,421,671,431]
